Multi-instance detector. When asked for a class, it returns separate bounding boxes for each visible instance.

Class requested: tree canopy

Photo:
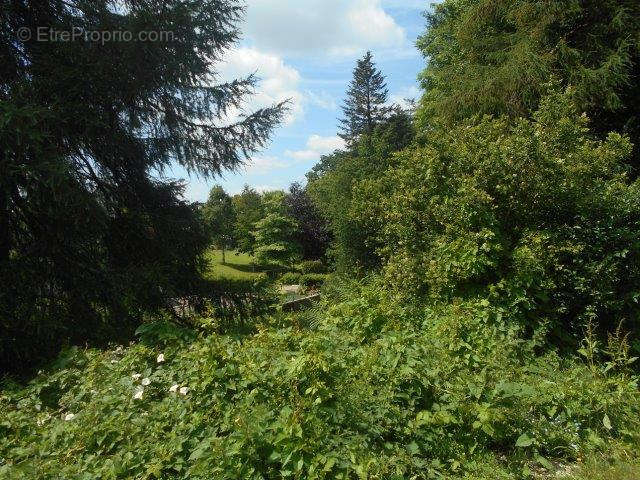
[202,186,236,264]
[416,0,640,170]
[253,192,301,268]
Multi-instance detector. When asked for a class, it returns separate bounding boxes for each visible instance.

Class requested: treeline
[201,51,416,275]
[200,183,329,268]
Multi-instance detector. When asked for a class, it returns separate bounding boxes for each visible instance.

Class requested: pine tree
[339,51,389,149]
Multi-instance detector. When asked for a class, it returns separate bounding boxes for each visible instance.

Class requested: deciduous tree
[253,192,301,268]
[203,186,236,264]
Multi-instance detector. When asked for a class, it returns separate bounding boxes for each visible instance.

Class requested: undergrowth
[1,279,638,479]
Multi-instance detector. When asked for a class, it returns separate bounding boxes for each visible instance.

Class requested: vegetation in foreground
[1,279,639,479]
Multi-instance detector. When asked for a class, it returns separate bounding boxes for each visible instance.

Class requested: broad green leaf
[515,433,533,447]
[535,454,553,470]
[603,414,612,430]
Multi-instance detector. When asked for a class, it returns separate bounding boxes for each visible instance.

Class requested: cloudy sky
[172,0,428,201]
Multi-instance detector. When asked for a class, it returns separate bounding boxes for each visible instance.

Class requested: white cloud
[254,185,281,193]
[389,85,420,109]
[307,134,345,152]
[305,90,338,111]
[217,47,304,125]
[243,155,290,174]
[285,134,345,161]
[285,150,318,162]
[244,0,406,57]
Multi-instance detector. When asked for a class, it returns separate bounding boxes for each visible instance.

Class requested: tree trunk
[222,246,226,265]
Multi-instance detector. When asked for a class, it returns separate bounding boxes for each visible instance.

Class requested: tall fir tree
[339,51,389,150]
[0,0,285,372]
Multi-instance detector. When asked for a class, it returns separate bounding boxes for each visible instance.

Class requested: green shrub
[353,88,640,342]
[1,283,638,479]
[296,260,328,274]
[196,275,277,332]
[279,272,302,285]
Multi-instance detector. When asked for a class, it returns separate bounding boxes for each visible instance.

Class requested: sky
[170,0,428,202]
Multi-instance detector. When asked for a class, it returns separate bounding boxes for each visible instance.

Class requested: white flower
[156,353,165,363]
[64,413,75,421]
[169,384,179,393]
[133,386,144,400]
[141,377,151,386]
[131,373,142,380]
[179,386,189,396]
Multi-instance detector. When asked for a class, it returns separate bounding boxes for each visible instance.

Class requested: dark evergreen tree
[339,51,389,150]
[0,0,285,372]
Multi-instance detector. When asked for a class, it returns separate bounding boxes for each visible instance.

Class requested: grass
[558,454,640,480]
[203,249,263,280]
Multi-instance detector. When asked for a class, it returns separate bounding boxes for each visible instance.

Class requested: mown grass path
[203,249,263,280]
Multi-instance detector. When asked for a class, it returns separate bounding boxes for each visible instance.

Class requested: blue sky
[171,0,428,202]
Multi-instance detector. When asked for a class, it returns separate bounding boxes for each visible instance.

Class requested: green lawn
[203,249,263,280]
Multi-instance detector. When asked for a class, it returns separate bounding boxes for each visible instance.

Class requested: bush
[1,282,638,479]
[353,89,640,342]
[296,260,328,274]
[279,272,302,285]
[194,275,277,333]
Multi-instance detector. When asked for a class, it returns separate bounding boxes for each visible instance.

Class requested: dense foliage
[417,0,640,170]
[1,284,638,478]
[2,1,639,478]
[204,184,329,266]
[252,192,301,269]
[202,186,236,264]
[353,89,640,342]
[284,183,331,261]
[308,108,415,271]
[232,186,265,255]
